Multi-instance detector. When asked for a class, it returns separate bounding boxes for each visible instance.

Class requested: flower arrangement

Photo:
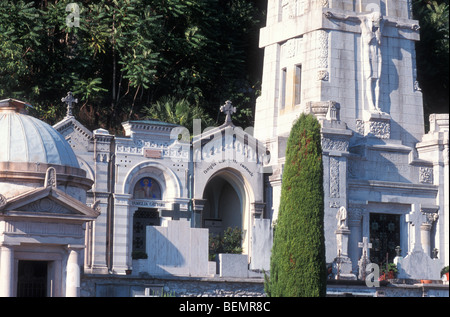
[379,263,398,280]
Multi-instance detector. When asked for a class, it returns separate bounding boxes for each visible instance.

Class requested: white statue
[324,10,384,113]
[336,206,348,229]
[358,11,384,113]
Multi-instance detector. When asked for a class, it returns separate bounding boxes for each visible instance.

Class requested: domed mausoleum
[0,98,99,297]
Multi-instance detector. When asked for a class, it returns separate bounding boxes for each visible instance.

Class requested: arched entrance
[201,169,249,252]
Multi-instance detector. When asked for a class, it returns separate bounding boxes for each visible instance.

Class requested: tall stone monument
[255,0,448,280]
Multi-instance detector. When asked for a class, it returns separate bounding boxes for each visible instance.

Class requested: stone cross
[405,208,425,252]
[358,237,372,258]
[160,203,190,220]
[358,237,372,280]
[62,91,78,118]
[220,100,236,124]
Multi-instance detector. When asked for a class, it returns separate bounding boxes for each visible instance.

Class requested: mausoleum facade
[0,0,448,297]
[0,99,99,297]
[254,0,448,280]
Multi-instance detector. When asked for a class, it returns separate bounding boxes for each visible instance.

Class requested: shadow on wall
[144,219,209,277]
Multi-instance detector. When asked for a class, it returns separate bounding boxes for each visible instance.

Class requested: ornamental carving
[45,167,57,188]
[317,70,329,81]
[321,137,349,152]
[329,157,340,198]
[355,119,364,135]
[317,30,328,66]
[419,167,433,184]
[367,121,390,139]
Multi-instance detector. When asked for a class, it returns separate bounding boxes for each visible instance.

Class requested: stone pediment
[192,122,267,165]
[53,116,93,152]
[0,186,99,220]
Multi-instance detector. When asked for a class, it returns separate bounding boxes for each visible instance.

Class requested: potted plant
[379,263,398,281]
[441,266,449,282]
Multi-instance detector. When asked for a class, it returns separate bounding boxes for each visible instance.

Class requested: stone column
[66,246,83,297]
[192,199,206,228]
[420,211,438,257]
[348,204,364,272]
[420,223,432,257]
[0,245,14,297]
[112,194,132,274]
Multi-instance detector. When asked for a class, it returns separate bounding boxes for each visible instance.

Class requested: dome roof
[0,99,80,168]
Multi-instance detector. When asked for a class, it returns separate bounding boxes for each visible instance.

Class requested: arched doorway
[131,177,162,257]
[201,170,248,252]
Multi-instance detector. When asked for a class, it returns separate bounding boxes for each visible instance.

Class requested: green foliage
[208,227,243,261]
[441,266,449,277]
[381,263,398,274]
[221,227,244,254]
[412,0,449,117]
[0,0,264,132]
[266,114,326,297]
[142,96,214,133]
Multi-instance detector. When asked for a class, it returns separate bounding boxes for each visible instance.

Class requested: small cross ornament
[62,91,78,118]
[220,100,236,124]
[358,237,372,257]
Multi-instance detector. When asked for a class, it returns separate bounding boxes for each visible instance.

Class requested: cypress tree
[266,113,326,297]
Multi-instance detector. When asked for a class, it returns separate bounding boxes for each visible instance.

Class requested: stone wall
[81,274,449,297]
[81,275,266,297]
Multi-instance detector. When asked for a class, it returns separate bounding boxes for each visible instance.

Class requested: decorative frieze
[5,221,83,237]
[321,137,349,152]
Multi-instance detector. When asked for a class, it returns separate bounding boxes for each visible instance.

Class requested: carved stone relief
[329,157,340,198]
[316,30,329,81]
[366,120,390,139]
[20,198,72,214]
[419,167,433,184]
[321,137,349,152]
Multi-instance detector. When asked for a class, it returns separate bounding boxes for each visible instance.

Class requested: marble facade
[255,0,448,280]
[1,1,448,297]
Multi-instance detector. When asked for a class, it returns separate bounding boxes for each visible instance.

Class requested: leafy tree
[208,227,243,261]
[265,114,326,297]
[0,0,264,132]
[142,96,213,132]
[413,0,449,119]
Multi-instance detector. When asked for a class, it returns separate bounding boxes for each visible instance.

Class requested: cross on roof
[62,92,78,118]
[220,100,236,124]
[358,237,372,257]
